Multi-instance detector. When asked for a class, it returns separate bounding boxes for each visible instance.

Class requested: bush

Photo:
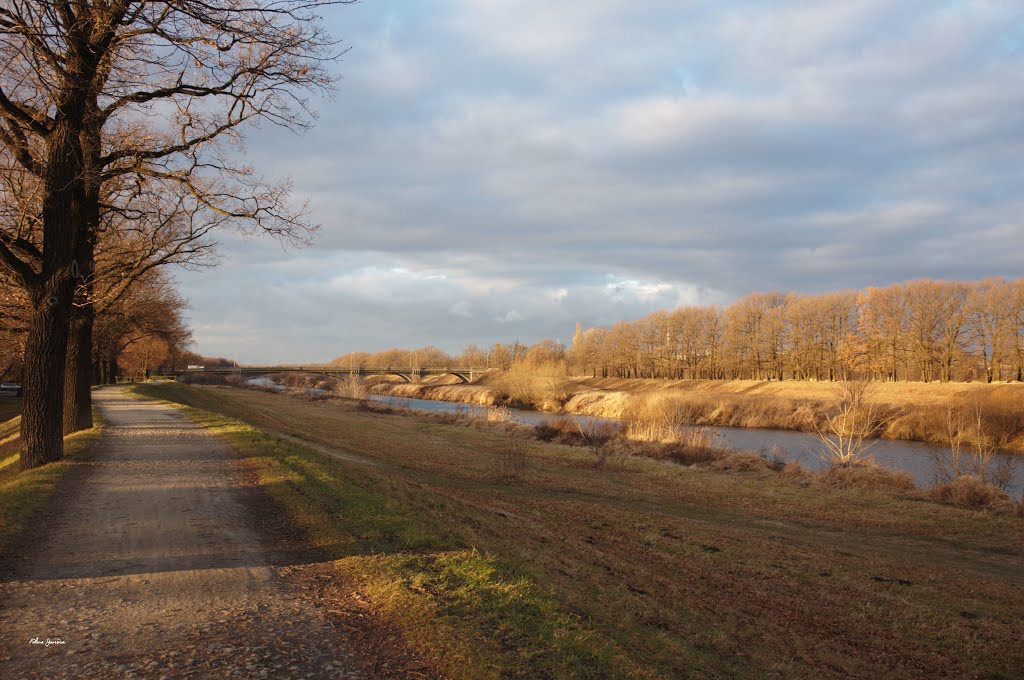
[819,462,917,493]
[492,430,530,482]
[645,443,721,466]
[781,462,814,482]
[928,476,1014,511]
[711,452,774,473]
[334,375,368,400]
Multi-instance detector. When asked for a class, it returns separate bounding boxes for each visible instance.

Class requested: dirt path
[0,388,424,679]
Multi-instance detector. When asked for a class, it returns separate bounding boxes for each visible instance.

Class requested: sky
[176,0,1024,364]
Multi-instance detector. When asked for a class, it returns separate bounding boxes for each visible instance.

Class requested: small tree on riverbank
[813,380,889,466]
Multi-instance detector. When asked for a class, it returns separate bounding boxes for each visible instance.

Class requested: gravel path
[0,388,428,679]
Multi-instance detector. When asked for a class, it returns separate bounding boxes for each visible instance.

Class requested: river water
[370,394,1024,496]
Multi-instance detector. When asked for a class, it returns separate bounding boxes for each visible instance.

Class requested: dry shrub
[491,362,571,410]
[492,430,529,482]
[533,417,624,449]
[711,452,774,473]
[928,476,1014,512]
[819,462,917,493]
[781,462,814,482]
[645,443,721,466]
[787,404,820,432]
[813,381,895,466]
[887,407,946,443]
[625,420,674,443]
[334,375,368,400]
[426,407,475,426]
[301,392,337,403]
[707,399,738,424]
[487,406,515,424]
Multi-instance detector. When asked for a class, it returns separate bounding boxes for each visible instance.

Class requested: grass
[133,382,1024,679]
[0,400,104,557]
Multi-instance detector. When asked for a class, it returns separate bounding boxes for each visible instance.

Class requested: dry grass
[133,382,1024,680]
[333,374,368,400]
[929,476,1015,512]
[819,462,918,493]
[710,452,776,473]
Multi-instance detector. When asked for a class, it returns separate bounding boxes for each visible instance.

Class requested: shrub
[533,424,560,442]
[781,462,814,482]
[492,430,529,482]
[928,476,1015,512]
[819,462,917,493]
[645,443,721,466]
[334,375,368,400]
[711,452,774,473]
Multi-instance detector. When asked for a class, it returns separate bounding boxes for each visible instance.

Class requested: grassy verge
[132,382,1024,679]
[0,403,105,557]
[130,382,630,679]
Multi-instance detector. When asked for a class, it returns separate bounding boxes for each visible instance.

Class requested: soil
[0,387,435,679]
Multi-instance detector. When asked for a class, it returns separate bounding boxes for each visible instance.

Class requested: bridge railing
[177,366,495,382]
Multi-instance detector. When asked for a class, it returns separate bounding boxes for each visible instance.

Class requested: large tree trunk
[19,101,87,469]
[63,217,98,434]
[20,285,75,469]
[63,303,95,434]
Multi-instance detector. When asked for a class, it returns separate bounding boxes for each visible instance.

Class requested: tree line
[569,278,1024,383]
[333,278,1024,384]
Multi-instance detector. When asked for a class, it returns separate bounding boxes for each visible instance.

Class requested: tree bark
[20,285,75,469]
[63,303,95,434]
[19,98,88,469]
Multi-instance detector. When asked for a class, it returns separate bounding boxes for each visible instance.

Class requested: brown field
[137,383,1024,679]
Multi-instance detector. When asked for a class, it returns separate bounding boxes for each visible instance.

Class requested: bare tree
[0,0,349,467]
[63,175,222,433]
[812,380,889,466]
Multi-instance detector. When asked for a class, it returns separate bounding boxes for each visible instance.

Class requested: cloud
[177,0,1024,362]
[449,300,473,318]
[494,310,524,324]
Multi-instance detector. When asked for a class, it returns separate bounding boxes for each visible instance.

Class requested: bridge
[180,366,491,384]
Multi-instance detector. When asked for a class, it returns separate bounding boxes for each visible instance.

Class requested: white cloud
[494,310,524,324]
[449,300,473,317]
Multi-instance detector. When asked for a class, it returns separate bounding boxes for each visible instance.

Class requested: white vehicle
[186,365,206,371]
[0,382,21,396]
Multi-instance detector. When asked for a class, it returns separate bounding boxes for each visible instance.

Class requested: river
[370,394,1024,497]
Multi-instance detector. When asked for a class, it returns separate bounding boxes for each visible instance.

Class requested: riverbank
[130,383,1024,678]
[372,375,1024,452]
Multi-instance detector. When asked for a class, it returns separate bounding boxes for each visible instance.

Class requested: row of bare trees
[329,278,1023,386]
[1,1,346,468]
[568,279,1024,383]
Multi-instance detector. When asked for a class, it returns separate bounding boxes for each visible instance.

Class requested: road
[0,387,424,679]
